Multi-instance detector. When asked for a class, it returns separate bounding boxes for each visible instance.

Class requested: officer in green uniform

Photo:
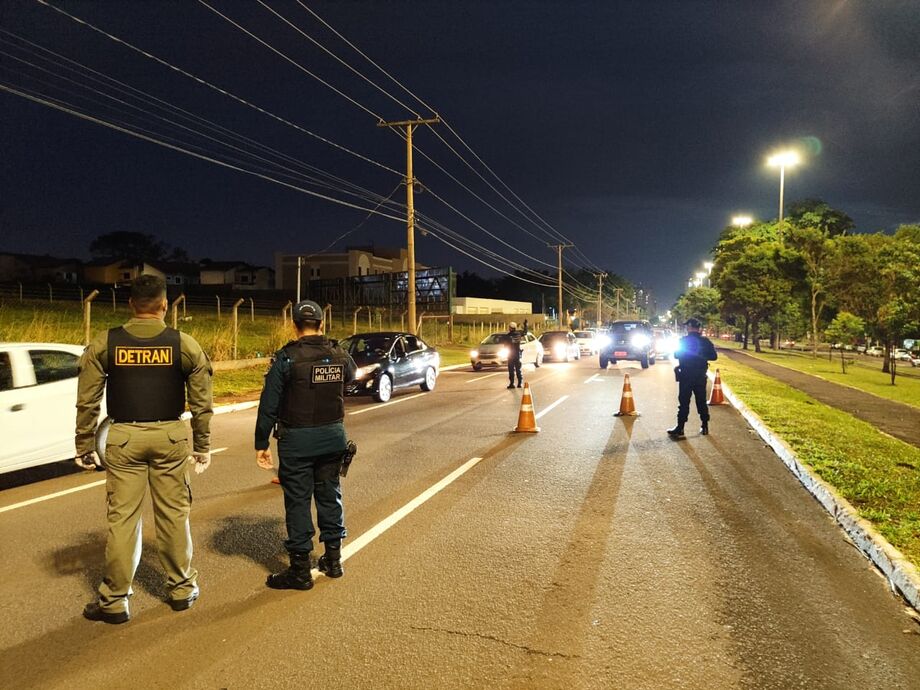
[255,299,356,590]
[75,275,213,624]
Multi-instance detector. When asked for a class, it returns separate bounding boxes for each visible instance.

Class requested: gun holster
[339,440,358,478]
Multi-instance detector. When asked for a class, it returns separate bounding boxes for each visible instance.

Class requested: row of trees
[672,200,920,380]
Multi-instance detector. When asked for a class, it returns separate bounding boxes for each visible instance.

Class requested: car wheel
[649,354,657,366]
[472,362,483,371]
[420,366,437,392]
[640,354,649,369]
[374,374,392,402]
[599,355,608,369]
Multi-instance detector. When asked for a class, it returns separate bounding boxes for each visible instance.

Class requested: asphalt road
[1,357,919,689]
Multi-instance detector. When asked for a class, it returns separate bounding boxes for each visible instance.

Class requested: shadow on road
[209,515,287,573]
[45,531,169,599]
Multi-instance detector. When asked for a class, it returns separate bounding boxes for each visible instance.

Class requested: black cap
[293,299,323,324]
[684,317,702,329]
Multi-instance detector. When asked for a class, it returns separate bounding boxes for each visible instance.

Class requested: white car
[0,342,105,474]
[470,332,543,371]
[572,330,599,355]
[893,348,913,362]
[866,346,884,357]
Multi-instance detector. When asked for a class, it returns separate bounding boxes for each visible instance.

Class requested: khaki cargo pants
[99,421,198,613]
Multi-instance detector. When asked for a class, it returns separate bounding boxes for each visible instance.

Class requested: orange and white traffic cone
[614,373,639,417]
[708,368,726,405]
[513,382,541,433]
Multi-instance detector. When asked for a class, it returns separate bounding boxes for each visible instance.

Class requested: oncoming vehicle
[866,346,884,357]
[599,320,657,369]
[539,331,581,362]
[470,331,542,371]
[573,330,599,355]
[0,342,107,474]
[893,348,913,362]
[341,332,439,403]
[652,328,678,360]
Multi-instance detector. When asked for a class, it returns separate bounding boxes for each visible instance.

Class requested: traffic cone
[614,373,639,417]
[513,382,541,433]
[708,369,726,405]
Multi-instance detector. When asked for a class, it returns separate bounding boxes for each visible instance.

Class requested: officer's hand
[75,452,102,471]
[189,451,211,475]
[256,449,274,470]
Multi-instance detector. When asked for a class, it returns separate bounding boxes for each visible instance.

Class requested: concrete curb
[711,371,920,615]
[180,400,260,421]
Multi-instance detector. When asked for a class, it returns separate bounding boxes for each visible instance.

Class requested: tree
[785,224,836,357]
[825,312,864,373]
[89,231,170,263]
[786,198,854,236]
[673,286,720,326]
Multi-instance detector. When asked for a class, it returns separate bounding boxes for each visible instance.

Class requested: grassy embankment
[718,357,920,569]
[0,300,476,401]
[718,340,920,410]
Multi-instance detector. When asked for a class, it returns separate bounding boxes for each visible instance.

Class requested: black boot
[318,542,344,579]
[266,552,313,590]
[82,601,130,624]
[700,423,709,435]
[667,424,685,439]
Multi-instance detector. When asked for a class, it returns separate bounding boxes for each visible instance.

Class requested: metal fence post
[48,283,53,303]
[353,306,364,335]
[250,297,255,323]
[83,290,100,346]
[367,306,372,330]
[449,314,454,343]
[324,304,333,327]
[171,294,186,330]
[282,300,293,323]
[231,298,244,360]
[216,295,221,322]
[111,286,117,313]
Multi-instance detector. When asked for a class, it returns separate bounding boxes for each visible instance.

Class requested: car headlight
[470,349,479,358]
[498,347,509,359]
[355,363,380,379]
[597,334,611,347]
[631,333,650,347]
[553,343,567,357]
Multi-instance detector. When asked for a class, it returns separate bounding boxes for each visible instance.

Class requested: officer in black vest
[75,275,213,624]
[668,317,718,439]
[254,300,357,589]
[504,320,526,389]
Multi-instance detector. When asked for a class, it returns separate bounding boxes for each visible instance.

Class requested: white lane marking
[466,372,503,383]
[0,480,107,514]
[348,392,427,416]
[535,395,569,420]
[0,447,232,514]
[584,373,600,384]
[334,456,483,569]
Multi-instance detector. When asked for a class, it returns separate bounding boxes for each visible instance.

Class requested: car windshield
[540,332,568,343]
[573,331,593,339]
[480,334,507,345]
[341,335,394,358]
[611,322,644,333]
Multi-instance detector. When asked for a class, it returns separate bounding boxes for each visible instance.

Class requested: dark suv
[599,320,657,369]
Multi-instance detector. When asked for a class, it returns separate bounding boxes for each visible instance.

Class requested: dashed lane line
[0,448,228,514]
[535,395,569,420]
[466,372,503,383]
[584,373,600,384]
[348,392,427,416]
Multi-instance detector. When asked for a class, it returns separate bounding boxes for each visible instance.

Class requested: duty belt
[110,418,182,424]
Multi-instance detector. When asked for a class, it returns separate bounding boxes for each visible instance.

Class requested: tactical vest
[279,338,348,428]
[106,326,185,422]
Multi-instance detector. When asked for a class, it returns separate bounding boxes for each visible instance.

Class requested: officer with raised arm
[75,275,213,624]
[667,317,717,439]
[254,300,356,590]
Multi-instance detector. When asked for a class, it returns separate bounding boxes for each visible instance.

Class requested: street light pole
[767,150,801,223]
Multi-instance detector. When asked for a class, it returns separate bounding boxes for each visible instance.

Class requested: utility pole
[378,116,440,335]
[549,243,573,328]
[594,272,607,326]
[614,287,622,320]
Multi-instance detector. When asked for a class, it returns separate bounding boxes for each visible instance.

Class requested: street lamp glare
[695,271,707,280]
[703,261,714,272]
[767,150,800,168]
[732,215,753,227]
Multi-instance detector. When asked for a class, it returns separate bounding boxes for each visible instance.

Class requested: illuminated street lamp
[767,150,801,223]
[695,270,708,289]
[732,215,753,227]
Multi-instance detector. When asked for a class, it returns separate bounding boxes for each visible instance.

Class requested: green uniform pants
[99,421,197,613]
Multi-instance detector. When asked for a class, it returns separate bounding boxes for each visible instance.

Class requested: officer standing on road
[504,320,527,389]
[668,317,718,439]
[75,275,213,624]
[254,300,356,590]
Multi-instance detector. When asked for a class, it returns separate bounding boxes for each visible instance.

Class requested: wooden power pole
[594,272,607,326]
[548,243,573,328]
[377,116,440,335]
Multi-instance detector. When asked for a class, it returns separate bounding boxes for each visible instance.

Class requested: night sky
[1,1,918,307]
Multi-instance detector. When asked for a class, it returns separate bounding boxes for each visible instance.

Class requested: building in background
[451,297,533,315]
[0,252,82,283]
[83,258,165,285]
[199,261,274,289]
[274,246,422,291]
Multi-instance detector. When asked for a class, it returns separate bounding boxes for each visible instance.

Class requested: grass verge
[719,340,920,411]
[718,358,920,569]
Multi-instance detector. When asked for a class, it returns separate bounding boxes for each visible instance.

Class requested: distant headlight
[553,343,567,357]
[597,334,611,347]
[631,333,650,347]
[498,347,509,359]
[470,349,479,358]
[355,363,380,379]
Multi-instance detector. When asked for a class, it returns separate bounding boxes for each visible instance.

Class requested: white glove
[75,452,102,471]
[189,451,211,475]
